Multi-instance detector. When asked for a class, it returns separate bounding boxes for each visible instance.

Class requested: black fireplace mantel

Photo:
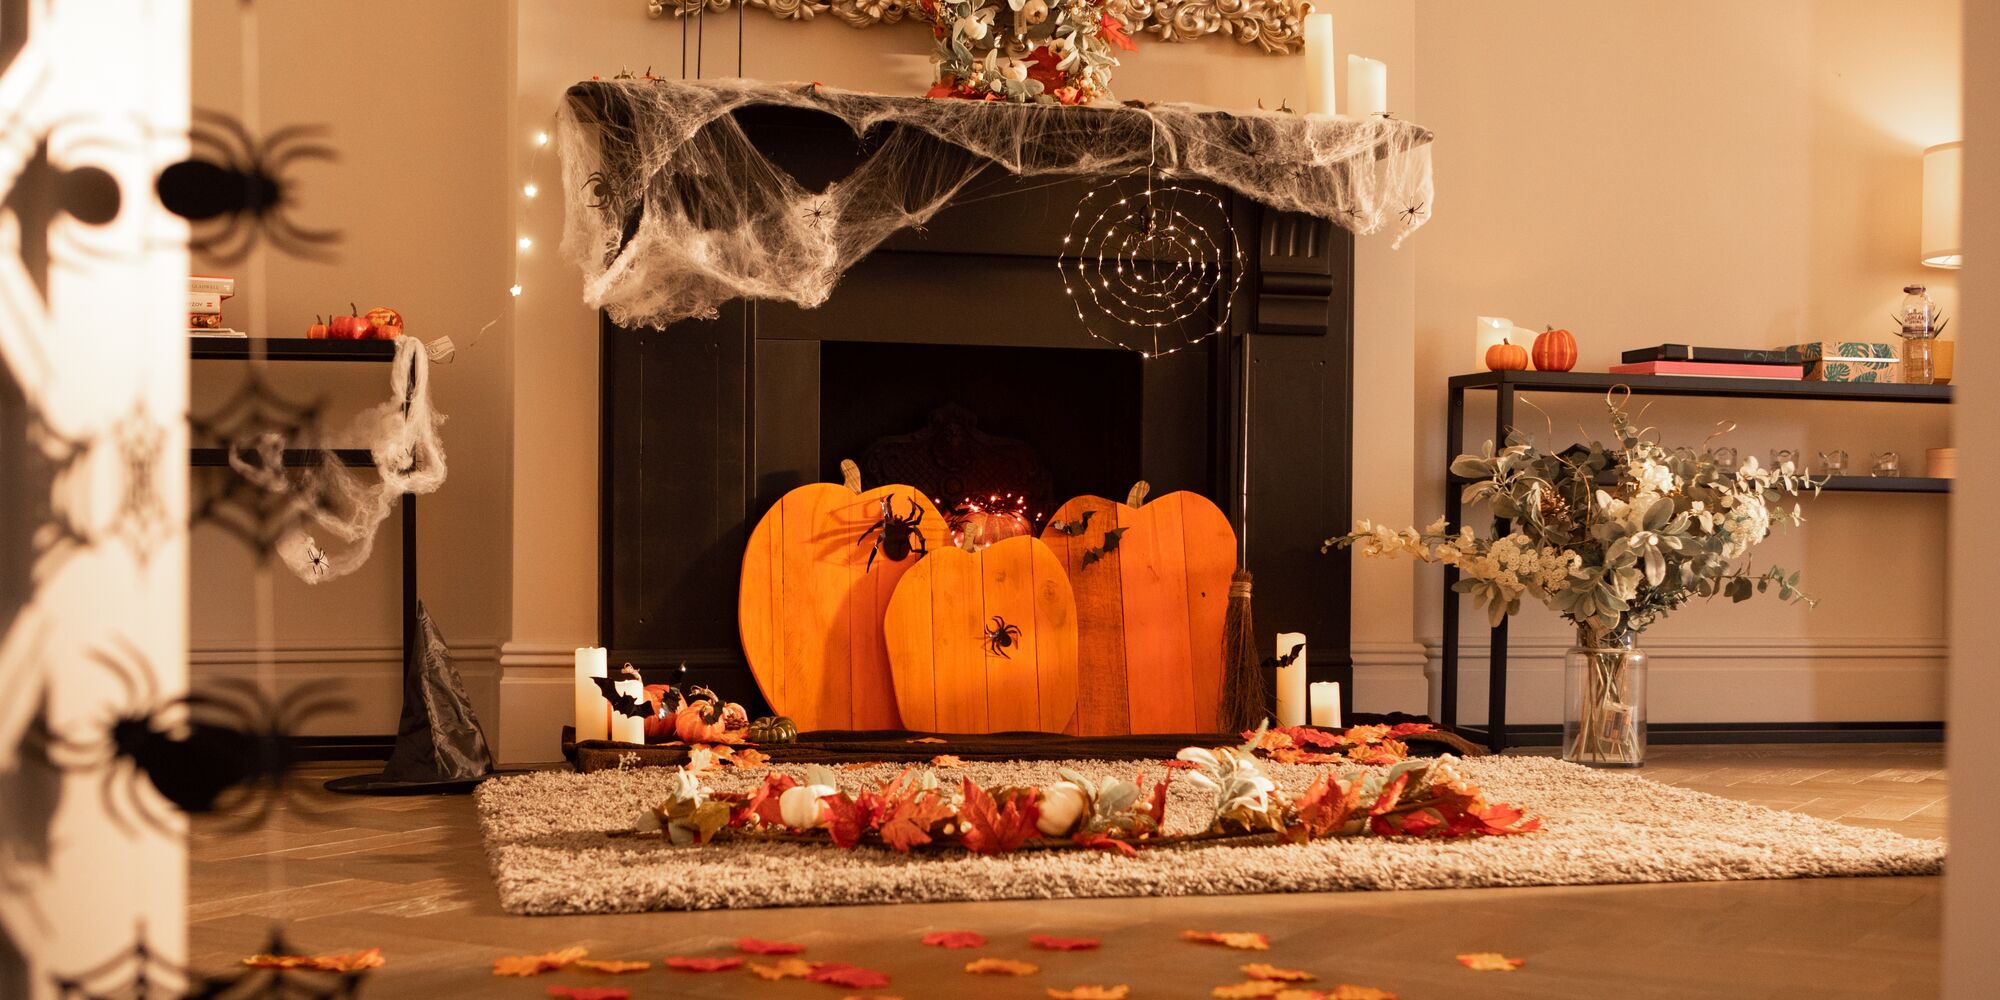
[597,105,1355,720]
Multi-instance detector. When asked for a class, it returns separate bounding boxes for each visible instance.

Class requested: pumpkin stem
[839,458,863,494]
[1126,481,1151,507]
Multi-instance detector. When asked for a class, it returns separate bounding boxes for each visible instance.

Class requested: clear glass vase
[1563,627,1647,767]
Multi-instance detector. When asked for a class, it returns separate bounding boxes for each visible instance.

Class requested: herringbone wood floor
[189,744,1946,998]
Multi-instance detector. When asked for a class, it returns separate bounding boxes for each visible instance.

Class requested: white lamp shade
[1922,141,1961,268]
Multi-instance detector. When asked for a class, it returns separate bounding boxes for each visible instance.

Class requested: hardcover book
[1607,360,1806,380]
[1621,344,1804,365]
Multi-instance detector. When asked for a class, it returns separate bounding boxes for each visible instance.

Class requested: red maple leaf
[734,772,798,827]
[1292,772,1363,839]
[958,779,1040,855]
[808,963,891,989]
[735,938,803,955]
[1024,46,1069,94]
[1387,722,1438,737]
[663,956,742,972]
[878,790,951,853]
[1029,934,1102,951]
[1141,773,1170,828]
[1286,726,1340,748]
[1098,12,1137,51]
[922,931,988,949]
[1071,832,1138,857]
[1161,759,1198,770]
[823,790,885,850]
[547,988,629,1000]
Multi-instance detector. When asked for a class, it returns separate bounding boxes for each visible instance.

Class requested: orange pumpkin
[1485,337,1530,371]
[1532,325,1578,371]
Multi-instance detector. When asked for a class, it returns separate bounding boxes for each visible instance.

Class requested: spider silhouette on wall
[155,109,341,263]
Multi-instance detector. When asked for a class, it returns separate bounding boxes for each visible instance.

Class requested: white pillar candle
[1310,681,1342,729]
[1346,55,1387,117]
[1475,316,1513,370]
[1303,14,1336,115]
[1274,632,1309,727]
[574,646,609,742]
[611,678,649,745]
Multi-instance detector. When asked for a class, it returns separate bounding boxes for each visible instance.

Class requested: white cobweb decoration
[558,79,1433,329]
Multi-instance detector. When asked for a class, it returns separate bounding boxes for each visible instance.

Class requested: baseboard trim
[1454,721,1946,747]
[1420,635,1947,661]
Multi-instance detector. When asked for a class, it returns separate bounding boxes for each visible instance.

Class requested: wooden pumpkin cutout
[1040,485,1237,735]
[738,481,950,730]
[884,535,1079,734]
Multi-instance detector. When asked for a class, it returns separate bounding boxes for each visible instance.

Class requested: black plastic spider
[857,495,928,572]
[155,109,341,264]
[1399,201,1429,225]
[983,616,1023,659]
[45,636,347,835]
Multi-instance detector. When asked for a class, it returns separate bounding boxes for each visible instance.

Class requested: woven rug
[476,756,1945,915]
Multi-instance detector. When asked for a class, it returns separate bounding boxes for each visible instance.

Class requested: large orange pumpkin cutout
[883,535,1080,734]
[738,482,950,730]
[1038,488,1237,734]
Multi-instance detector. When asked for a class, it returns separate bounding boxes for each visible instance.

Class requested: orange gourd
[1532,325,1578,372]
[1485,337,1530,371]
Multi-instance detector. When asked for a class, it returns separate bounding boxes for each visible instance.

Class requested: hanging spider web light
[1058,177,1244,358]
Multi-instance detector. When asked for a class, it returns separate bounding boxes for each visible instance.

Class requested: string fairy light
[1058,179,1245,358]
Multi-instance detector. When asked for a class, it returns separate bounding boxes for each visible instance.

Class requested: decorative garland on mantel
[645,0,1313,54]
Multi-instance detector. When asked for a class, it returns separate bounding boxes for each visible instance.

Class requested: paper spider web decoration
[1059,177,1242,357]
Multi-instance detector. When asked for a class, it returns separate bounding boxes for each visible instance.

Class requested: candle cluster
[1299,13,1390,117]
[1273,632,1342,729]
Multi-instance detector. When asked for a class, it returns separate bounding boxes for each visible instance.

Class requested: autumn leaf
[809,963,892,989]
[965,957,1039,976]
[824,790,885,849]
[1243,963,1315,982]
[572,959,651,974]
[1141,772,1170,827]
[1326,986,1399,1000]
[737,937,804,955]
[1456,952,1525,971]
[906,737,948,744]
[1272,992,1325,1000]
[839,996,906,1000]
[748,957,814,980]
[877,785,952,854]
[1212,982,1287,999]
[663,956,743,972]
[1161,758,1198,770]
[547,988,630,1000]
[734,771,799,827]
[923,931,988,949]
[242,948,385,973]
[931,754,966,768]
[1182,931,1270,951]
[493,947,587,976]
[1269,747,1343,765]
[959,780,1040,855]
[1292,772,1363,839]
[729,747,772,769]
[1072,832,1138,857]
[841,761,884,771]
[1048,987,1129,1000]
[1029,935,1101,951]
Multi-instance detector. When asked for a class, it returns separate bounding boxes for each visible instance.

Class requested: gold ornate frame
[644,0,1312,55]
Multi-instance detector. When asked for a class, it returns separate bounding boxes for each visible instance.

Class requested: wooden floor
[189,744,1947,999]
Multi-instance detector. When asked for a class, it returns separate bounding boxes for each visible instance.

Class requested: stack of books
[1610,345,1805,380]
[188,275,243,337]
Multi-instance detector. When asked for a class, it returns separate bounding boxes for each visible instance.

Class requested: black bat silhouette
[1080,526,1129,569]
[1048,509,1097,536]
[1261,642,1306,671]
[591,676,656,719]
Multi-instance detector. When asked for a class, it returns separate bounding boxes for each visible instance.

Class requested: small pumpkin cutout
[1532,325,1578,372]
[1485,337,1530,372]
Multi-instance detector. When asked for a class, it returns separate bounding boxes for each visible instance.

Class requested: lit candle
[1274,632,1308,727]
[574,647,609,742]
[1346,55,1387,117]
[1303,14,1336,115]
[1475,316,1513,370]
[1310,681,1342,729]
[610,678,648,745]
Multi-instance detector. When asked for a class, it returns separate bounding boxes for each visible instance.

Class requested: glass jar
[1563,627,1647,767]
[1898,284,1937,383]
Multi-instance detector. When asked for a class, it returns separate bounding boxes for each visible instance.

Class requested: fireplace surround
[596,104,1356,723]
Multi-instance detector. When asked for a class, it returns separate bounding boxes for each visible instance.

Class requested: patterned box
[1780,342,1901,383]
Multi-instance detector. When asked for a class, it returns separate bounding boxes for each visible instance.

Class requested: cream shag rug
[476,756,1944,915]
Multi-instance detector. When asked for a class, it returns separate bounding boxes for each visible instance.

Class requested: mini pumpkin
[1532,325,1578,372]
[1485,337,1530,372]
[747,715,799,745]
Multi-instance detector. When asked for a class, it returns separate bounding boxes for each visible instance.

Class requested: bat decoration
[45,636,347,835]
[1262,641,1306,671]
[1079,526,1129,569]
[155,109,341,264]
[1046,509,1096,536]
[591,673,657,720]
[53,925,370,1000]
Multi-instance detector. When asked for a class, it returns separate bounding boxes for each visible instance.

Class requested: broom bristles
[1220,570,1266,732]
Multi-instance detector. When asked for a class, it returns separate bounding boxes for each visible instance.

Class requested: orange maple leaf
[729,747,772,769]
[547,988,629,1000]
[663,956,743,972]
[906,737,948,744]
[1456,952,1525,971]
[492,947,587,976]
[1212,982,1286,999]
[572,958,650,974]
[959,780,1040,855]
[1272,991,1325,1000]
[737,937,804,955]
[1243,963,1315,982]
[242,948,385,973]
[930,754,966,768]
[1326,986,1400,999]
[1048,987,1130,1000]
[965,957,1039,976]
[1029,934,1101,951]
[1182,930,1271,951]
[749,957,814,980]
[923,931,988,949]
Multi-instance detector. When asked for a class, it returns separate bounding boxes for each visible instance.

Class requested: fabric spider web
[558,79,1433,329]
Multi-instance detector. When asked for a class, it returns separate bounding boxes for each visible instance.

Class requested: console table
[1441,369,1952,751]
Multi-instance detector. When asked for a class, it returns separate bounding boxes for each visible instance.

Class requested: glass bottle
[1898,284,1936,383]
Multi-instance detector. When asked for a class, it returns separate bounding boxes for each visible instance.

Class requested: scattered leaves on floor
[737,937,804,955]
[1182,931,1270,951]
[922,931,988,949]
[809,963,892,989]
[571,959,650,974]
[907,737,948,744]
[965,957,1040,976]
[547,987,629,1000]
[242,948,385,973]
[841,761,885,771]
[493,947,588,976]
[1456,952,1525,972]
[1030,934,1101,951]
[930,754,966,768]
[1326,986,1399,999]
[838,996,905,1000]
[749,958,814,981]
[1048,987,1129,999]
[1243,963,1314,982]
[1212,982,1287,998]
[663,956,743,972]
[730,747,773,769]
[1162,759,1198,770]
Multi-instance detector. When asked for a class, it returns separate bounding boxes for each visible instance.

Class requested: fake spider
[983,616,1023,659]
[1399,202,1429,225]
[155,109,341,264]
[46,636,347,835]
[858,495,929,572]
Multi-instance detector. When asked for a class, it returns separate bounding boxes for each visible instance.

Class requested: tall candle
[573,646,609,742]
[1274,632,1308,727]
[1310,681,1342,729]
[1347,55,1387,117]
[610,678,648,745]
[1303,14,1336,115]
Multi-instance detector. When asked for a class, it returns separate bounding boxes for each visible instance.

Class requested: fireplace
[597,107,1356,722]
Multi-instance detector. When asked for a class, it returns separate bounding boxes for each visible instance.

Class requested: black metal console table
[1442,369,1952,752]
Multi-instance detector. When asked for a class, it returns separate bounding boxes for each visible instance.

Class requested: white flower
[1036,781,1088,836]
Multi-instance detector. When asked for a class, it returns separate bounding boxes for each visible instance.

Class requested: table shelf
[190,337,398,363]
